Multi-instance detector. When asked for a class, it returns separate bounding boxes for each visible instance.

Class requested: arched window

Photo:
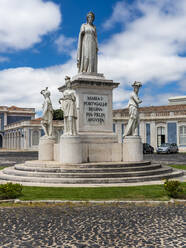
[32,130,39,146]
[179,126,186,145]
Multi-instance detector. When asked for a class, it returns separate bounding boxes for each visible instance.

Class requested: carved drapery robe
[77,23,98,73]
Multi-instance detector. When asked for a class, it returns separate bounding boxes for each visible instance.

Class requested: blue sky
[0,0,186,113]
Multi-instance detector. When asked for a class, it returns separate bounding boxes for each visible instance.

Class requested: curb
[0,199,186,204]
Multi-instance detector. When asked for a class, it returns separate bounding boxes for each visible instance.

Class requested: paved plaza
[1,151,186,166]
[0,202,185,248]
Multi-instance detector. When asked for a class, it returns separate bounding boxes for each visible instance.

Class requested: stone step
[2,166,172,178]
[14,163,161,173]
[0,169,183,184]
[24,160,151,168]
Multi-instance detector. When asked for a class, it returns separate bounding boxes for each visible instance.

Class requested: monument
[58,12,120,163]
[0,11,183,185]
[37,11,143,164]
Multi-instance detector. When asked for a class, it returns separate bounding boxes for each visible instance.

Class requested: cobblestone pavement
[0,203,185,248]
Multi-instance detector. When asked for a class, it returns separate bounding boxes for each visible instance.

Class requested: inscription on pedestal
[83,94,108,125]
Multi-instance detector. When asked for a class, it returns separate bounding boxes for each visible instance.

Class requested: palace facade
[113,96,186,152]
[1,96,186,151]
[0,106,63,150]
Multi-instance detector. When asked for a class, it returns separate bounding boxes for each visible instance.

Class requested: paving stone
[0,203,185,247]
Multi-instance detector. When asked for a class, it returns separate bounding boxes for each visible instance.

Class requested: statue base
[123,136,143,162]
[72,72,105,81]
[39,136,55,161]
[59,135,82,164]
[58,72,120,162]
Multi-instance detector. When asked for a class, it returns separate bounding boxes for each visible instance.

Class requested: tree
[53,109,64,120]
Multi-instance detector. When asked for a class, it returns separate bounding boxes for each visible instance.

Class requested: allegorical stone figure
[123,81,142,137]
[77,11,98,73]
[40,87,53,137]
[59,76,77,136]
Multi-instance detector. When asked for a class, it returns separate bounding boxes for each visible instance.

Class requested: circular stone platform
[0,160,183,187]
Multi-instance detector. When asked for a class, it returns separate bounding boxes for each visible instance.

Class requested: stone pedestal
[58,73,121,163]
[60,135,82,164]
[58,73,119,144]
[123,136,143,162]
[39,136,55,161]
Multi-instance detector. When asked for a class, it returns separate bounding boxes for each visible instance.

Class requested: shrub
[0,182,23,200]
[53,109,64,120]
[164,179,183,198]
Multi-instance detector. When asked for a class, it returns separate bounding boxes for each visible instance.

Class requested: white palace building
[0,106,63,150]
[0,96,186,152]
[113,96,186,152]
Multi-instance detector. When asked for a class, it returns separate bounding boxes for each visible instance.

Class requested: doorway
[157,127,165,146]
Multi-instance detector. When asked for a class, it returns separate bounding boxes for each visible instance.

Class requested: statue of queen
[77,11,98,73]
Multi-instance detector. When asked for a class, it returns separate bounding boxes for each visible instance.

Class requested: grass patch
[18,183,186,201]
[168,164,186,170]
[0,166,8,170]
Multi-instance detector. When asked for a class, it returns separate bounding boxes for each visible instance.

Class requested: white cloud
[113,87,131,109]
[0,59,77,112]
[55,34,76,53]
[142,92,178,107]
[103,1,133,30]
[0,0,61,51]
[100,0,186,88]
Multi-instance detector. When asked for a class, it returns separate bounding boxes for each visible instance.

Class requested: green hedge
[0,183,23,199]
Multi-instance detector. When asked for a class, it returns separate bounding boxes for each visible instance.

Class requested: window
[167,122,177,144]
[179,126,186,145]
[121,124,125,143]
[113,123,116,133]
[32,130,39,146]
[121,124,124,136]
[146,123,150,144]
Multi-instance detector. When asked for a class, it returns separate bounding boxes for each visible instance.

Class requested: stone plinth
[58,73,119,139]
[39,136,55,161]
[82,142,122,163]
[58,73,120,162]
[123,136,143,162]
[60,135,82,164]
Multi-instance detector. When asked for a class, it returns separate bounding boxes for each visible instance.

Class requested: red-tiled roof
[113,104,186,113]
[8,106,25,110]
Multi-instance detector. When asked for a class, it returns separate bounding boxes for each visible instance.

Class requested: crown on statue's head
[132,81,142,88]
[86,11,95,21]
[65,76,71,81]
